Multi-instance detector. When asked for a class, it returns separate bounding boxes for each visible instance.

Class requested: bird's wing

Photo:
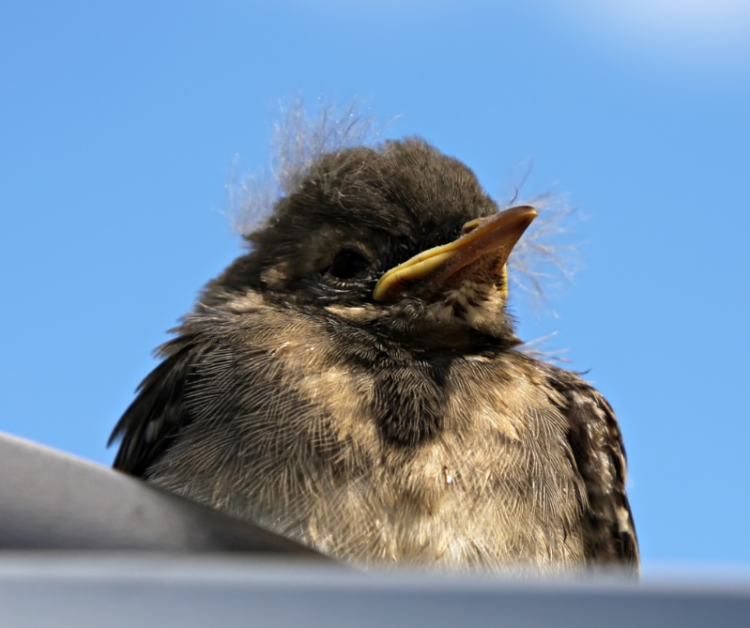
[109,332,206,477]
[548,371,640,570]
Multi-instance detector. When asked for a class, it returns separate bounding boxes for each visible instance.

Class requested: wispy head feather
[232,97,379,235]
[506,191,580,316]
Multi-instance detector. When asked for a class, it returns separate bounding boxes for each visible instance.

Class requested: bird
[109,135,638,573]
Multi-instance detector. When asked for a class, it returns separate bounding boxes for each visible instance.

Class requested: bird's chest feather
[306,353,586,568]
[151,314,587,569]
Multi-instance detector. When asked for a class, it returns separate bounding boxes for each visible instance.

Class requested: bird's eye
[326,248,371,280]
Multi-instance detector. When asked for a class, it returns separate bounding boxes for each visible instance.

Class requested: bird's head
[204,139,536,349]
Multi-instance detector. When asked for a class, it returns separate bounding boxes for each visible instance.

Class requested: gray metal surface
[1,555,749,628]
[0,431,321,555]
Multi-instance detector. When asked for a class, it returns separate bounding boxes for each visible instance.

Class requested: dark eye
[326,248,371,280]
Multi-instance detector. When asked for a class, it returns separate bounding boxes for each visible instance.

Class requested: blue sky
[2,1,750,570]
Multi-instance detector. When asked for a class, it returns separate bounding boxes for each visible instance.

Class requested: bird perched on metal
[110,119,638,573]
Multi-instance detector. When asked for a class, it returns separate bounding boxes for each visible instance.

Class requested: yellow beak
[373,205,538,301]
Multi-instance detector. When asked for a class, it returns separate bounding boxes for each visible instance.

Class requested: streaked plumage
[111,136,638,573]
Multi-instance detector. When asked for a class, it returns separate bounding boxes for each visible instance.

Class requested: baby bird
[110,137,638,573]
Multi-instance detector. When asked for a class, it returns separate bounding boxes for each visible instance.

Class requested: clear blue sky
[3,1,750,571]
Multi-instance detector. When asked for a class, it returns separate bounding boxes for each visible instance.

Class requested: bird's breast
[151,305,587,569]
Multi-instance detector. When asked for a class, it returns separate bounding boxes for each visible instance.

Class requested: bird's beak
[373,205,538,301]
